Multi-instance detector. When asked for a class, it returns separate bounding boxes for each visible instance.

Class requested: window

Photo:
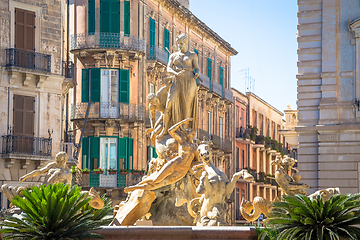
[235,106,239,132]
[15,8,35,51]
[81,68,129,104]
[149,83,155,94]
[100,0,120,33]
[82,136,133,170]
[100,138,117,173]
[236,188,240,219]
[235,147,239,171]
[164,28,170,53]
[13,95,34,137]
[207,58,212,81]
[194,49,198,57]
[219,116,223,139]
[219,66,223,87]
[149,18,156,58]
[207,111,211,134]
[241,149,245,169]
[241,109,245,128]
[148,146,158,162]
[241,188,245,200]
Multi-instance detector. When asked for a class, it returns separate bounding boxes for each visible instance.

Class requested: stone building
[297,0,360,194]
[232,90,294,223]
[69,0,237,203]
[0,0,74,207]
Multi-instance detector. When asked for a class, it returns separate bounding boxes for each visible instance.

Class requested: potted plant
[107,167,117,175]
[132,169,142,175]
[71,166,79,175]
[119,169,128,175]
[81,168,90,174]
[93,167,104,174]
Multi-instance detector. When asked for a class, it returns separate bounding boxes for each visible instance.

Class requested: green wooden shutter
[82,137,89,168]
[164,28,170,53]
[207,58,212,89]
[100,0,120,33]
[128,138,134,170]
[90,137,100,169]
[194,49,198,57]
[119,69,129,103]
[111,0,120,33]
[81,69,89,103]
[219,66,224,87]
[88,0,95,34]
[154,147,158,158]
[91,68,101,102]
[124,1,130,36]
[149,18,155,59]
[118,137,128,169]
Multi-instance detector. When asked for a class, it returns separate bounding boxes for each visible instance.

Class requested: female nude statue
[124,118,197,193]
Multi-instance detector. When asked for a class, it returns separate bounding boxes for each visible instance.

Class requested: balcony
[235,128,253,144]
[223,138,232,152]
[75,172,143,188]
[197,73,211,90]
[71,102,145,122]
[60,142,76,165]
[223,88,233,103]
[146,45,168,66]
[5,48,51,73]
[197,128,210,141]
[62,61,74,79]
[2,135,52,161]
[70,32,146,54]
[210,134,221,148]
[212,80,223,97]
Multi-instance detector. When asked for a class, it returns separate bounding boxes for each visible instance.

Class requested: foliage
[106,167,117,172]
[255,135,265,145]
[93,167,104,173]
[70,166,80,174]
[264,136,272,148]
[119,169,129,173]
[256,227,279,240]
[0,183,113,240]
[264,193,360,240]
[247,125,258,141]
[81,168,90,173]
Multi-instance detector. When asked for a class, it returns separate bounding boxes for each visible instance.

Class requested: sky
[189,1,298,114]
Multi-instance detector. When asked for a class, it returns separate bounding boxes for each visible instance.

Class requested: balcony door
[100,138,117,173]
[100,69,119,118]
[13,95,35,154]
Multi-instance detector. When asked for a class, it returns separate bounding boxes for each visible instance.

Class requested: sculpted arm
[19,162,54,182]
[168,118,193,144]
[225,172,243,199]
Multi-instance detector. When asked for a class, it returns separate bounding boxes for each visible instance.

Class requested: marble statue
[124,118,197,193]
[1,152,104,209]
[159,33,199,137]
[271,157,309,196]
[240,156,340,222]
[112,34,249,226]
[239,197,273,222]
[187,143,254,226]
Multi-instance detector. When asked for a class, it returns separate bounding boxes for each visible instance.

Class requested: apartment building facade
[0,0,74,207]
[69,0,237,201]
[232,90,296,223]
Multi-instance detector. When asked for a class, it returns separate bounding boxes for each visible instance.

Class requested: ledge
[88,226,258,240]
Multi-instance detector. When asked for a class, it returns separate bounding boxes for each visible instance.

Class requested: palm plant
[0,183,113,239]
[264,193,360,240]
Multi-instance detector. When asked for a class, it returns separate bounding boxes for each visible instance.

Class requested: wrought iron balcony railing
[2,135,52,156]
[5,48,51,73]
[71,102,146,121]
[62,61,74,79]
[212,80,223,97]
[146,45,168,65]
[224,88,233,102]
[197,73,211,90]
[70,33,146,53]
